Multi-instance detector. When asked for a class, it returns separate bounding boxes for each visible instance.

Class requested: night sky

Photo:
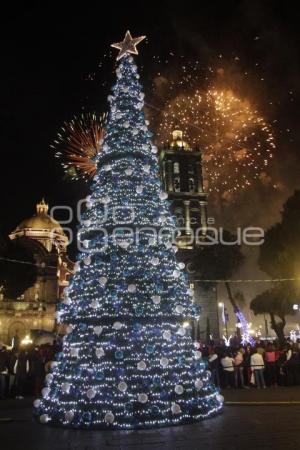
[1,1,299,261]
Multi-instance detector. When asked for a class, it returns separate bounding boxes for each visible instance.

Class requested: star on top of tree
[111,31,146,60]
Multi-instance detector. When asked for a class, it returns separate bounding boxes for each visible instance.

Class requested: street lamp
[218,302,229,339]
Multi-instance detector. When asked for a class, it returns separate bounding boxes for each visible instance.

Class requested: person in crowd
[221,351,235,388]
[30,348,45,396]
[283,344,300,386]
[208,348,220,387]
[234,347,248,388]
[14,349,30,399]
[264,342,278,387]
[0,345,9,399]
[251,348,266,388]
[11,330,20,351]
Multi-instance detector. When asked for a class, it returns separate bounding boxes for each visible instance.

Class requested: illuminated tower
[159,128,220,339]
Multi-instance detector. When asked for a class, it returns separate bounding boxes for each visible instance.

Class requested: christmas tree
[34,31,223,429]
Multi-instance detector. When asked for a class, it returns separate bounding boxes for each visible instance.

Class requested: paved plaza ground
[1,388,300,450]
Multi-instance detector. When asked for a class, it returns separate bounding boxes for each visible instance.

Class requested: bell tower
[159,127,208,248]
[159,129,220,340]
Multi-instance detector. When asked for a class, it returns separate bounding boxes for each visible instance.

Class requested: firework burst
[52,113,106,180]
[157,88,275,196]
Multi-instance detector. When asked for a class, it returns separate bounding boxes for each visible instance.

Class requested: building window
[188,177,195,192]
[174,176,181,192]
[173,162,180,174]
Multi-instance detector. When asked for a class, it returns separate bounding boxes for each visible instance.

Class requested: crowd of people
[1,337,300,400]
[0,340,61,400]
[202,338,300,389]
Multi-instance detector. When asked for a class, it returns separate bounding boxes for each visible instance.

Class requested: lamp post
[219,302,229,339]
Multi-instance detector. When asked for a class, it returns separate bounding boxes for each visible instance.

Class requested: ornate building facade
[0,200,73,345]
[159,129,220,339]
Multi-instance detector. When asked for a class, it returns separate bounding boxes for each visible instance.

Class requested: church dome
[16,200,65,235]
[170,127,190,151]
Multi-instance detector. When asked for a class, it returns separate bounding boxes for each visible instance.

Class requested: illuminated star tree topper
[111,30,146,60]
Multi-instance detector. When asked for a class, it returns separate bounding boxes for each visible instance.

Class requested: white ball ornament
[143,164,150,173]
[74,262,80,272]
[194,350,202,360]
[62,296,71,306]
[119,241,130,249]
[33,399,41,408]
[41,387,50,398]
[125,168,133,176]
[151,257,159,266]
[86,388,96,400]
[159,192,168,200]
[104,411,115,424]
[102,144,109,152]
[217,394,224,404]
[138,393,148,403]
[163,330,172,341]
[193,341,201,349]
[112,321,122,330]
[95,347,105,358]
[178,262,185,269]
[84,256,91,266]
[70,348,79,357]
[103,164,111,172]
[123,120,130,128]
[91,299,99,309]
[177,327,186,336]
[175,385,184,395]
[137,361,147,370]
[142,144,149,151]
[173,269,180,278]
[118,381,128,392]
[175,305,184,314]
[132,128,138,135]
[62,382,71,393]
[195,379,204,390]
[160,357,169,368]
[151,295,161,304]
[94,326,103,336]
[171,403,181,415]
[151,145,158,154]
[84,219,91,227]
[40,414,50,424]
[50,361,58,370]
[136,185,143,194]
[45,373,53,384]
[65,411,74,422]
[127,284,136,293]
[102,195,110,204]
[145,119,150,125]
[99,276,108,286]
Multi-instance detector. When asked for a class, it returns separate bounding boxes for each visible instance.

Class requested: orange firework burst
[52,113,106,180]
[157,88,275,196]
